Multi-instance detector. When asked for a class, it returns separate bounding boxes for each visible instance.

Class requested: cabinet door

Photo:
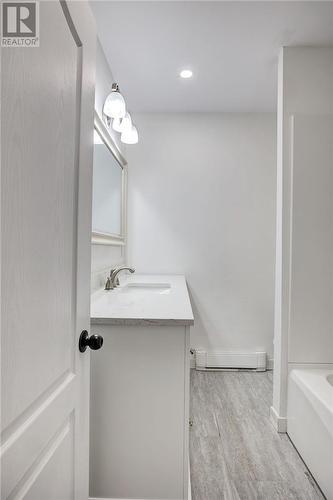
[90,325,190,499]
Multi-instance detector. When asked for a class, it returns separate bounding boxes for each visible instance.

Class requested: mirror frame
[92,111,127,246]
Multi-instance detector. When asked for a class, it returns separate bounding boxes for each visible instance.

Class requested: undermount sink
[117,282,171,294]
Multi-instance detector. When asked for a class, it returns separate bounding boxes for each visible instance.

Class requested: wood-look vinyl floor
[189,370,325,500]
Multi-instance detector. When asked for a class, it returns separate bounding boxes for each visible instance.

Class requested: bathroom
[1,1,332,500]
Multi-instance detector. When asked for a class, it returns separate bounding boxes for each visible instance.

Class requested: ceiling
[91,1,333,112]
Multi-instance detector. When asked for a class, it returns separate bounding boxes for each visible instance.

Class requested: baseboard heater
[195,350,267,371]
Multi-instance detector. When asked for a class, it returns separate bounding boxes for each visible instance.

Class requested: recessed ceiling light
[180,69,193,79]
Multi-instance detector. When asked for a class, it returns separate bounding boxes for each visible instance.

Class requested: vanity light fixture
[180,69,193,79]
[103,83,126,119]
[104,83,139,144]
[121,124,138,145]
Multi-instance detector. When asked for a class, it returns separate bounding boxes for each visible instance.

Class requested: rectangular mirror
[92,112,127,245]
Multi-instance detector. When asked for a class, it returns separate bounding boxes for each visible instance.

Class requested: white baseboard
[270,405,287,433]
[90,496,188,500]
[90,483,192,500]
[90,491,191,499]
[195,350,267,371]
[89,464,192,500]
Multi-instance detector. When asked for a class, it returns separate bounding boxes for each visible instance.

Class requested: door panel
[1,2,96,499]
[2,376,75,499]
[8,417,74,500]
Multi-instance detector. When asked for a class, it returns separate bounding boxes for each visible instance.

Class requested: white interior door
[1,2,96,499]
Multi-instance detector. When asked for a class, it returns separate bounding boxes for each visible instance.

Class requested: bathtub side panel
[287,372,333,500]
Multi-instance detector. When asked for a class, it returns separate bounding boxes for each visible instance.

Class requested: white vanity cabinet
[89,276,193,500]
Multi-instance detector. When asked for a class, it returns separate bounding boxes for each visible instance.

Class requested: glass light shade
[120,112,132,132]
[121,125,138,145]
[112,117,123,132]
[103,90,126,118]
[112,112,132,133]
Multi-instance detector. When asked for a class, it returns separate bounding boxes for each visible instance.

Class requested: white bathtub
[288,369,333,500]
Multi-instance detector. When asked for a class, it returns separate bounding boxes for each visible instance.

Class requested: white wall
[91,40,126,291]
[272,47,333,426]
[289,115,333,364]
[126,113,276,358]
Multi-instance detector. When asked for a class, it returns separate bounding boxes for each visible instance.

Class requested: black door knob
[79,330,104,353]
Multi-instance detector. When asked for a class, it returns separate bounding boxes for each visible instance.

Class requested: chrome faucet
[110,266,135,288]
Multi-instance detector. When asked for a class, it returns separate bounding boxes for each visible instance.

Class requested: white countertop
[90,274,194,326]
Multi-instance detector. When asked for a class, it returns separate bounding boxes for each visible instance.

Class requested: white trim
[92,111,127,246]
[94,111,126,166]
[190,355,196,369]
[267,358,274,370]
[270,405,287,433]
[188,460,192,500]
[195,350,267,371]
[288,362,333,370]
[183,326,190,500]
[91,232,125,246]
